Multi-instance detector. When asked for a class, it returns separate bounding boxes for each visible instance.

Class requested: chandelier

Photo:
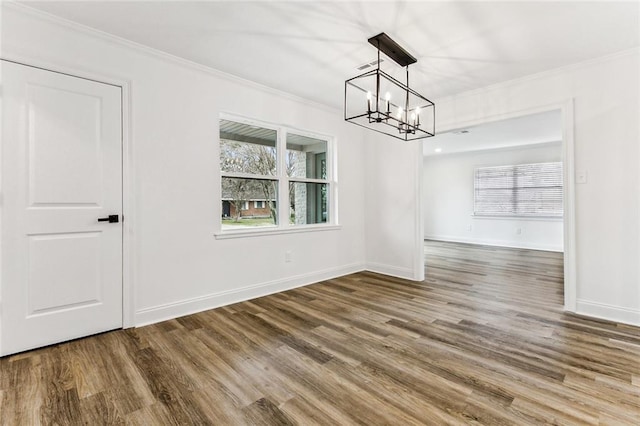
[345,33,435,141]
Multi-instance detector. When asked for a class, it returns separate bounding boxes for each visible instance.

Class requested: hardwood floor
[1,240,639,425]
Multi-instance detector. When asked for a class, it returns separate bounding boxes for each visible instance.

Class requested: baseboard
[365,262,416,281]
[135,262,366,327]
[424,235,564,252]
[576,300,640,327]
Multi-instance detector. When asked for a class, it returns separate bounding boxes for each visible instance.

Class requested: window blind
[474,162,563,217]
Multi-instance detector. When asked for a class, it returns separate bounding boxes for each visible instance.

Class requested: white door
[1,61,123,356]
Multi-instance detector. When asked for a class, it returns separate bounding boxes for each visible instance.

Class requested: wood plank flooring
[1,240,639,425]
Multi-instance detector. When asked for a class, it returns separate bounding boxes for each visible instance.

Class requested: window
[474,162,563,217]
[287,133,329,225]
[220,115,334,231]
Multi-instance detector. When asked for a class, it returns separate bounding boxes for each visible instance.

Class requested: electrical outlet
[466,224,472,231]
[576,170,588,184]
[285,251,292,263]
[516,228,522,235]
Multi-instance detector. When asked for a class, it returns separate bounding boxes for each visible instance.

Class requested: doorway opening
[421,106,575,311]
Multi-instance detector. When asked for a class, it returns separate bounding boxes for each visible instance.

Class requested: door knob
[97,215,119,223]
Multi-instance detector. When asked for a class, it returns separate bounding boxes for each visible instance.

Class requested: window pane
[475,188,515,215]
[289,182,328,225]
[515,187,563,216]
[286,133,327,179]
[221,177,277,228]
[220,119,277,175]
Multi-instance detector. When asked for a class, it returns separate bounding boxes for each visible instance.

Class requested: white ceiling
[21,1,640,109]
[423,109,561,156]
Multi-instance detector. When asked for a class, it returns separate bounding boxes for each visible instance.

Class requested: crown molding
[2,1,342,116]
[435,46,640,106]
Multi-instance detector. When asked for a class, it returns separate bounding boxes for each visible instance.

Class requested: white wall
[1,5,367,326]
[424,142,564,252]
[436,49,640,325]
[365,133,424,281]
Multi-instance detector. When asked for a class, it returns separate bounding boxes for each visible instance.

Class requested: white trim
[287,177,330,185]
[437,102,572,135]
[215,224,341,240]
[331,136,340,226]
[0,0,4,356]
[221,172,278,181]
[120,79,136,328]
[4,2,341,115]
[365,262,416,281]
[560,99,577,313]
[135,262,365,326]
[576,300,640,327]
[277,126,288,228]
[424,236,563,253]
[414,140,425,281]
[221,198,272,202]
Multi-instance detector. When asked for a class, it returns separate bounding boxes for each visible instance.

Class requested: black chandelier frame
[344,33,435,141]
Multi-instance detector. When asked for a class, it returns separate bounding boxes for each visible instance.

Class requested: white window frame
[216,113,339,238]
[255,200,265,209]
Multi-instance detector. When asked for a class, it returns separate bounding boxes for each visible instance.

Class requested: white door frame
[419,100,577,313]
[0,56,136,329]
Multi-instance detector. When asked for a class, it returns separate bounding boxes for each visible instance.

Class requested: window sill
[214,224,342,239]
[471,214,563,221]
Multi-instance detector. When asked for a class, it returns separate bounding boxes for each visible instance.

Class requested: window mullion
[277,128,288,228]
[221,172,278,181]
[327,138,335,225]
[288,178,329,184]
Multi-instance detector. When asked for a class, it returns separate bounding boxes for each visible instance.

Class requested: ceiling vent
[356,58,384,71]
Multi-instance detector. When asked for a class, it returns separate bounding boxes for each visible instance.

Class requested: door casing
[419,100,577,312]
